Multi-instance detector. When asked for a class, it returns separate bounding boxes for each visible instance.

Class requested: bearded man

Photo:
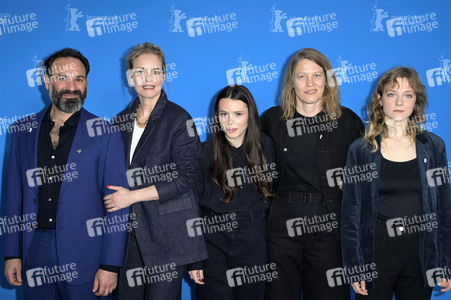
[3,48,129,299]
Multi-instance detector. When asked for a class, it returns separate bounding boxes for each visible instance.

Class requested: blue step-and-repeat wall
[0,0,450,299]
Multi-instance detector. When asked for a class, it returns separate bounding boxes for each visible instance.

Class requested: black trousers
[265,191,350,300]
[114,229,184,300]
[356,219,432,300]
[196,210,267,300]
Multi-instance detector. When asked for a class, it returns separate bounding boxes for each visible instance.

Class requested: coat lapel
[370,136,383,226]
[121,108,134,169]
[415,133,432,214]
[130,90,168,165]
[58,108,92,196]
[25,107,47,196]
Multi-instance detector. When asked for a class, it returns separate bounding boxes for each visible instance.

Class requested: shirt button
[49,218,53,222]
[48,198,52,202]
[51,155,55,159]
[283,148,287,152]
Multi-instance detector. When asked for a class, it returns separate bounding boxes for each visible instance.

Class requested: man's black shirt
[37,107,80,229]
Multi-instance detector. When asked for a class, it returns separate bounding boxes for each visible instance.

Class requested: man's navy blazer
[4,106,130,285]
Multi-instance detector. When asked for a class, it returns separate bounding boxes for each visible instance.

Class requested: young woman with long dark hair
[189,85,275,300]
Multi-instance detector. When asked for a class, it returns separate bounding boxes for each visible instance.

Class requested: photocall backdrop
[0,0,450,299]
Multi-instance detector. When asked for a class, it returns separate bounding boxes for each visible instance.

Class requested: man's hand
[5,259,23,286]
[92,269,117,296]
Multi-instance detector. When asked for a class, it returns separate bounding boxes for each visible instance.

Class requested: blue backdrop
[0,0,450,299]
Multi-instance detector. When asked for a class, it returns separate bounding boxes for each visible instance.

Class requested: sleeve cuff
[187,260,204,272]
[99,264,120,273]
[4,257,21,261]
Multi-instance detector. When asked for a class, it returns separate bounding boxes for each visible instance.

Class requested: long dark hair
[209,85,274,203]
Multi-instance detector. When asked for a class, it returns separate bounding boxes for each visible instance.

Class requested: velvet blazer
[341,131,451,285]
[115,90,207,267]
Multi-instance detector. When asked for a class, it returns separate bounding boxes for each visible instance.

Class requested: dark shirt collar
[294,110,325,119]
[43,105,81,128]
[229,142,243,153]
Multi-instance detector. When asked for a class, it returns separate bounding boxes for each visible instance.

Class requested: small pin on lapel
[77,149,82,154]
[424,158,427,163]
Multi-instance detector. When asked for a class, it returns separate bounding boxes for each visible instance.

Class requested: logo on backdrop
[26,52,45,88]
[65,1,84,32]
[226,55,278,85]
[86,13,138,37]
[426,53,451,88]
[0,12,38,36]
[369,2,438,37]
[169,3,238,37]
[63,4,138,37]
[369,3,389,32]
[269,4,338,37]
[169,3,186,33]
[326,55,378,87]
[269,3,287,33]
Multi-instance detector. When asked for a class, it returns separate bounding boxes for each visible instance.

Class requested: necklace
[135,103,149,127]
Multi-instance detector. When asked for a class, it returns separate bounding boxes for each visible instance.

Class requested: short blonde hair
[126,42,166,72]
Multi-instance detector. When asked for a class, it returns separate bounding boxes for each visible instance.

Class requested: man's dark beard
[50,85,87,113]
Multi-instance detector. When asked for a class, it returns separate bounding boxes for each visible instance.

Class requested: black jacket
[196,133,276,213]
[261,106,364,238]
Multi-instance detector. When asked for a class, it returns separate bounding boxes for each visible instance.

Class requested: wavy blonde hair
[364,67,428,152]
[281,48,341,120]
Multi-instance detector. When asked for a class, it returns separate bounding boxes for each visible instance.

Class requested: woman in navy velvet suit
[103,42,207,300]
[341,67,451,299]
